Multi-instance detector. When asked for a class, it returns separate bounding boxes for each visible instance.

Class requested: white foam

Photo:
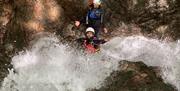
[0,35,118,91]
[102,36,180,90]
[1,35,180,91]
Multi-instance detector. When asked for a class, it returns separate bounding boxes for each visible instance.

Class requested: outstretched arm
[100,9,108,33]
[76,38,85,45]
[93,39,107,45]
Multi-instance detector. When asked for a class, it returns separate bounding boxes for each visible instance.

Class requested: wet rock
[92,61,177,91]
[4,43,13,50]
[0,43,11,85]
[0,0,13,26]
[102,0,180,40]
[0,0,179,90]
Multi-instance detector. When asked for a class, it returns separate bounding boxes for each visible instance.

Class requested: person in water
[77,27,107,53]
[75,0,108,38]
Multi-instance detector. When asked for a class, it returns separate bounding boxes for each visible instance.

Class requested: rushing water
[1,35,180,91]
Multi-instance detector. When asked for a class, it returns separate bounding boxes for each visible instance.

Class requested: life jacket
[88,9,102,20]
[86,8,103,26]
[83,39,98,53]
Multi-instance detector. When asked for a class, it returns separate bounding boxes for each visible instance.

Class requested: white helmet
[93,0,101,5]
[86,27,95,33]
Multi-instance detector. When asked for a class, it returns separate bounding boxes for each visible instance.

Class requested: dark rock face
[0,0,13,84]
[92,61,177,91]
[0,0,179,90]
[1,0,180,49]
[53,0,180,41]
[102,0,180,40]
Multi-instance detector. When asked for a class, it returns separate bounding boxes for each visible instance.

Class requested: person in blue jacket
[75,0,108,38]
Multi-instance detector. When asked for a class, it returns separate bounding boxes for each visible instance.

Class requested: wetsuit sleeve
[93,39,106,45]
[101,10,103,24]
[100,9,105,28]
[86,11,90,25]
[79,17,86,24]
[76,38,85,45]
[79,10,90,25]
[99,39,107,44]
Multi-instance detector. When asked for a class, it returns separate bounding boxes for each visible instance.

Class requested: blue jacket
[86,8,104,27]
[79,8,104,28]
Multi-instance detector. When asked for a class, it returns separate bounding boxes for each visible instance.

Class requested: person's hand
[103,28,108,33]
[75,21,80,27]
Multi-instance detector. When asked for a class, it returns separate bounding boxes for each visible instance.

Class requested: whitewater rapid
[1,35,180,91]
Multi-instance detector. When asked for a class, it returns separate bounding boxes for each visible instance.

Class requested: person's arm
[99,39,107,44]
[100,9,108,33]
[100,10,104,24]
[75,17,85,27]
[93,39,107,45]
[76,38,85,44]
[80,10,91,24]
[80,16,87,24]
[75,10,89,27]
[85,11,90,25]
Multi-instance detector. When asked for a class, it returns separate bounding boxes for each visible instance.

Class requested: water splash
[0,35,118,91]
[102,36,180,90]
[1,35,180,91]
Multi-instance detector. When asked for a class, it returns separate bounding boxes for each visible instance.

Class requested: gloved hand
[75,21,80,27]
